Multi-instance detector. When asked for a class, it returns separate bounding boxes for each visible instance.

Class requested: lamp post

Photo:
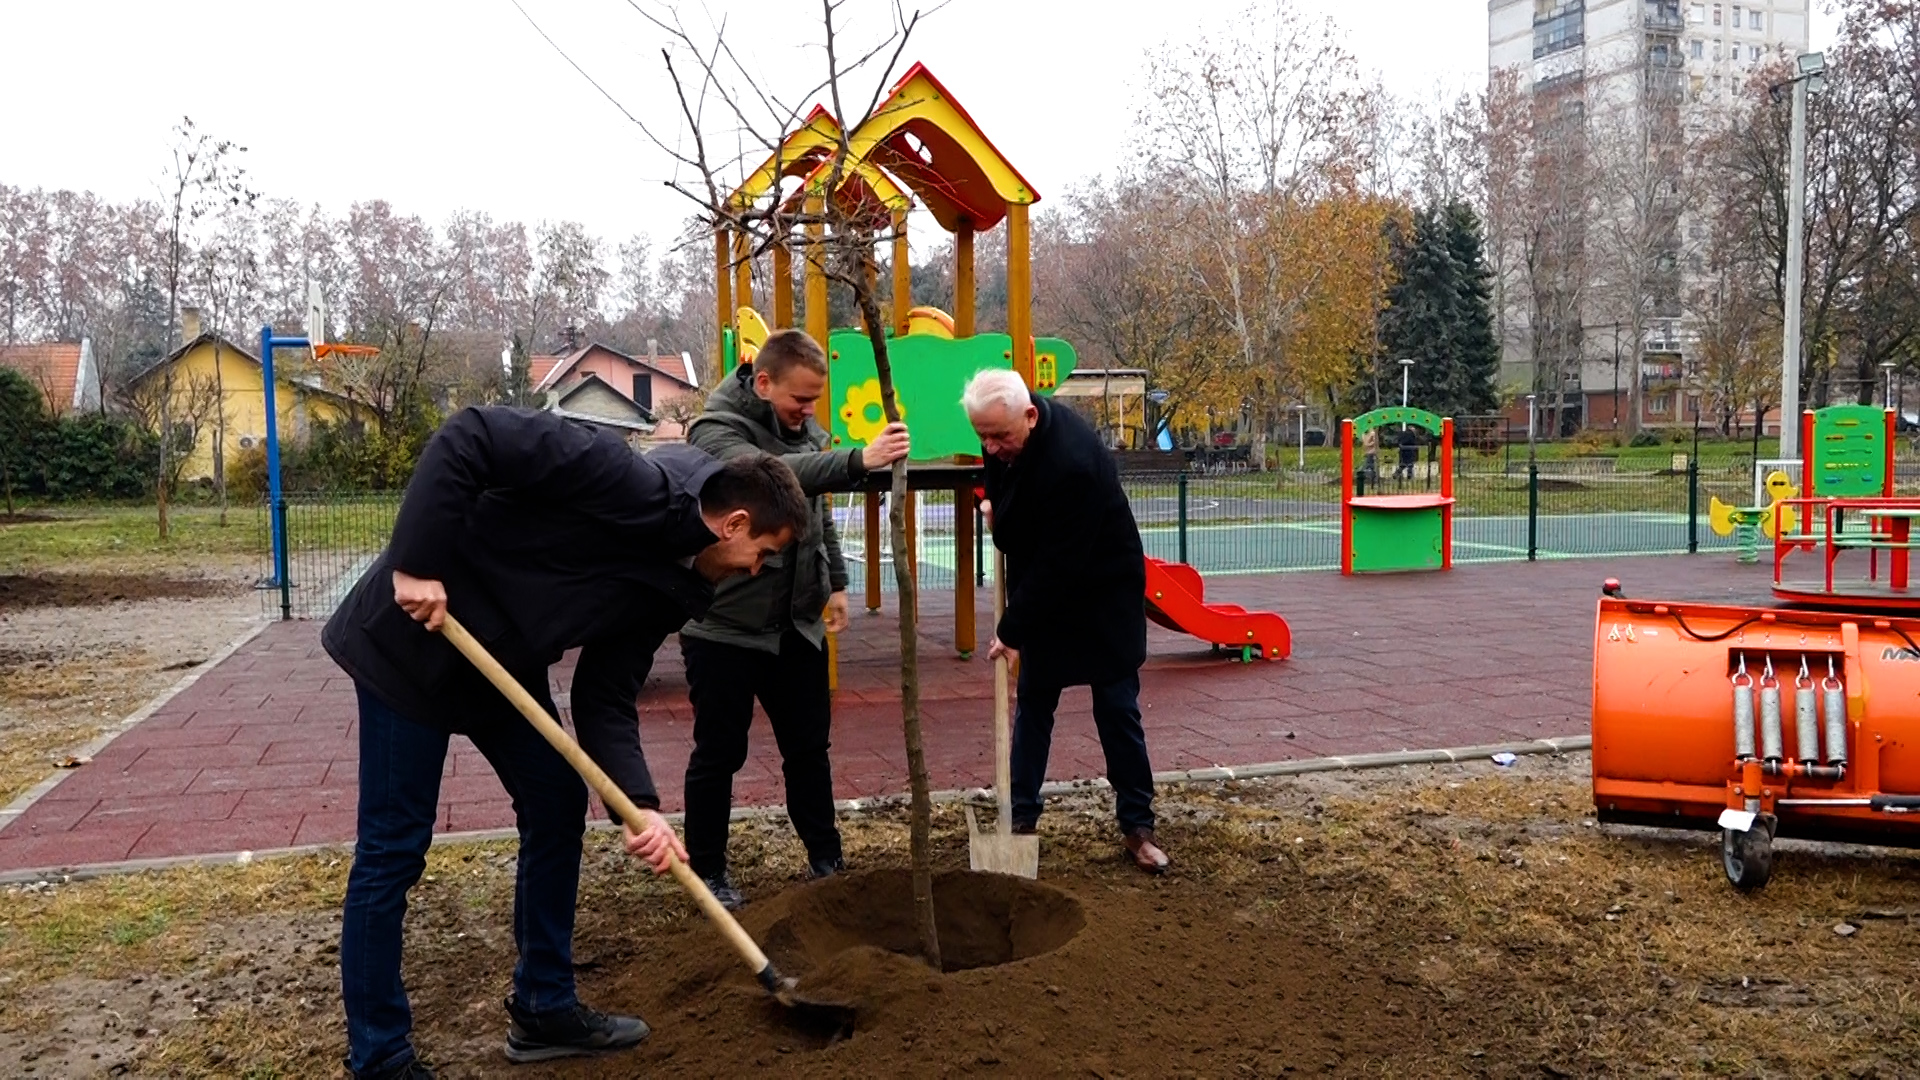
[1776,51,1826,460]
[1398,358,1415,408]
[1290,403,1308,470]
[1882,361,1897,409]
[1526,393,1538,465]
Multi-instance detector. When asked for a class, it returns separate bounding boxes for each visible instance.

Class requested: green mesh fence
[261,460,1737,619]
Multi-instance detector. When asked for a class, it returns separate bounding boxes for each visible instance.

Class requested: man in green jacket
[680,328,910,909]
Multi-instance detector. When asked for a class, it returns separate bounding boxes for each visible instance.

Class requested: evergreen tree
[1375,200,1500,421]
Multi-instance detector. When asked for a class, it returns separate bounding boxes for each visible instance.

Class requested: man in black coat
[321,406,808,1080]
[963,369,1170,874]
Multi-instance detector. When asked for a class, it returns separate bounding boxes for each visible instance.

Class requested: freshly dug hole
[765,868,1083,975]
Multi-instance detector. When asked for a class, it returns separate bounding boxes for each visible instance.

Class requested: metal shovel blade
[967,805,1040,879]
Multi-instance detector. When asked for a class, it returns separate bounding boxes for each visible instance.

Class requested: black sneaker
[807,855,846,880]
[503,998,650,1064]
[356,1056,434,1080]
[700,869,744,911]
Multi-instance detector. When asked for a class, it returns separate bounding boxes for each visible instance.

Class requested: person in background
[962,368,1169,874]
[1394,424,1419,484]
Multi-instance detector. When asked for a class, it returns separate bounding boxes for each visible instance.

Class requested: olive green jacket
[679,366,870,652]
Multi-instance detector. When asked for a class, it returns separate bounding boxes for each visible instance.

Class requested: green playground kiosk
[1341,407,1455,575]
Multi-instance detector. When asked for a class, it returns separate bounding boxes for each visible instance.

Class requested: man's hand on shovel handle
[623,809,689,875]
[392,570,447,631]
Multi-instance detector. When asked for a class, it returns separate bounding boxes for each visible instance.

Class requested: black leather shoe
[700,870,744,911]
[357,1056,435,1080]
[807,855,846,880]
[1011,820,1038,836]
[503,997,649,1064]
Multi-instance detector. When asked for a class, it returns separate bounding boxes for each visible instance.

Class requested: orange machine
[1592,580,1920,890]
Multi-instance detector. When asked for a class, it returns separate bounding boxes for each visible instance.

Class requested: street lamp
[1525,393,1538,464]
[1398,358,1415,408]
[1774,50,1826,460]
[1290,403,1308,470]
[1882,361,1897,409]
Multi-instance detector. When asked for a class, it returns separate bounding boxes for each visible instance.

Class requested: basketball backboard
[305,279,328,348]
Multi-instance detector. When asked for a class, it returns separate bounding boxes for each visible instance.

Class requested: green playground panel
[823,331,1077,459]
[1809,404,1890,498]
[1351,406,1445,437]
[1348,504,1445,573]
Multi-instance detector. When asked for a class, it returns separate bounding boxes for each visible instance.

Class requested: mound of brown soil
[529,866,1434,1077]
[0,573,236,610]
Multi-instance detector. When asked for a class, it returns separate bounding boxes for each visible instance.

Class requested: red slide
[1144,557,1291,661]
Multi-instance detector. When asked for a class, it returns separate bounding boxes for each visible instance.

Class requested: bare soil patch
[0,559,260,803]
[0,755,1906,1078]
[0,571,238,610]
[0,513,58,526]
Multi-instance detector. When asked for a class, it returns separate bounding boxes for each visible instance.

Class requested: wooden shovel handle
[437,613,777,982]
[993,555,1013,828]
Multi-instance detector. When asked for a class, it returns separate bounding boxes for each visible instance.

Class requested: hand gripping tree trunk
[852,261,940,972]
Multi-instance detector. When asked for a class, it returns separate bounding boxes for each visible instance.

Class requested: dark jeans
[341,684,588,1077]
[681,631,840,880]
[1010,669,1156,835]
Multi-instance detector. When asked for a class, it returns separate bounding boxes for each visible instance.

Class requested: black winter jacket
[322,406,722,815]
[985,395,1147,687]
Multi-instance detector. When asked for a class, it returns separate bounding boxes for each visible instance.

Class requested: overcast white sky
[2,0,1841,250]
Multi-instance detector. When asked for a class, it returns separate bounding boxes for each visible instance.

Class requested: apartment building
[1488,0,1810,432]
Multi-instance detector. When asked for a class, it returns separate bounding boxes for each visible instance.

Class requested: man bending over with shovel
[322,405,808,1079]
[963,369,1171,874]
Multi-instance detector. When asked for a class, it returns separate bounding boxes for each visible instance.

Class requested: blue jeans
[342,684,588,1076]
[1009,670,1156,835]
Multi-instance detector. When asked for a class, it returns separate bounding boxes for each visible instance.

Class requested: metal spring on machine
[1794,655,1821,764]
[1823,655,1848,767]
[1731,654,1756,762]
[1759,655,1784,764]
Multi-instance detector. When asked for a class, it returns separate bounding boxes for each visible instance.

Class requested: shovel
[436,612,856,1034]
[968,555,1040,878]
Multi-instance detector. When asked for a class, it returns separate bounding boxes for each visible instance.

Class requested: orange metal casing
[1591,596,1920,844]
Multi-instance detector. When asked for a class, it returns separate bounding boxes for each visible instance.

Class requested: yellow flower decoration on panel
[840,378,902,443]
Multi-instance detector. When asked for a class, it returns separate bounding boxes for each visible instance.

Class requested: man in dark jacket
[322,406,808,1080]
[679,329,910,909]
[963,368,1170,874]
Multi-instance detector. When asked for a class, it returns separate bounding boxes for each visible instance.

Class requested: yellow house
[127,322,366,482]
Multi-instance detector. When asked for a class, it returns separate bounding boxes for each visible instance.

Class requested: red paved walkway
[0,556,1775,873]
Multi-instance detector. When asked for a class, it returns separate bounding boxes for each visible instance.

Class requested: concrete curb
[0,617,273,834]
[0,734,1589,886]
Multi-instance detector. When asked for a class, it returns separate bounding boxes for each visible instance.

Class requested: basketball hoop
[311,343,380,360]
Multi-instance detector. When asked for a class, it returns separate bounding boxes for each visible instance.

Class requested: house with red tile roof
[533,340,702,442]
[0,340,101,416]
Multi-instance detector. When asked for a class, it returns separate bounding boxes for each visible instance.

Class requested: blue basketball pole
[259,326,309,621]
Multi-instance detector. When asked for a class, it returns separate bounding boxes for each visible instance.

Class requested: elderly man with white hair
[962,367,1170,874]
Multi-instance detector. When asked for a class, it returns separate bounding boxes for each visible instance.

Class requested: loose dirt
[0,560,260,804]
[4,758,1919,1077]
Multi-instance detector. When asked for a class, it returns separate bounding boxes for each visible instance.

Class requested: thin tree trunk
[214,341,228,527]
[157,369,172,540]
[856,279,940,971]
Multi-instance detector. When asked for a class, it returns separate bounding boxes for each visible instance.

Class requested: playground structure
[1592,404,1920,890]
[1339,407,1455,575]
[1145,557,1291,661]
[710,62,1287,664]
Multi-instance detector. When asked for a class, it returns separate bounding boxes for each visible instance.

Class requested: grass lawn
[0,505,263,574]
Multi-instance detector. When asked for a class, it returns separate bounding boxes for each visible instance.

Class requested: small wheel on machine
[1722,826,1774,891]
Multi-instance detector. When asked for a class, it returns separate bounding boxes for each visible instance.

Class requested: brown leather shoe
[1122,829,1170,874]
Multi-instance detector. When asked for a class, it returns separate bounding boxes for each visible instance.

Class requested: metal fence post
[1177,472,1189,566]
[976,505,986,587]
[274,496,292,620]
[1527,463,1539,562]
[1687,457,1700,554]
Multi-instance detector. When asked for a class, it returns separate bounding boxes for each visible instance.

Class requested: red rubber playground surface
[0,556,1778,876]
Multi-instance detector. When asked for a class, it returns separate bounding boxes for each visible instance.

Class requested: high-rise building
[1487,0,1810,433]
